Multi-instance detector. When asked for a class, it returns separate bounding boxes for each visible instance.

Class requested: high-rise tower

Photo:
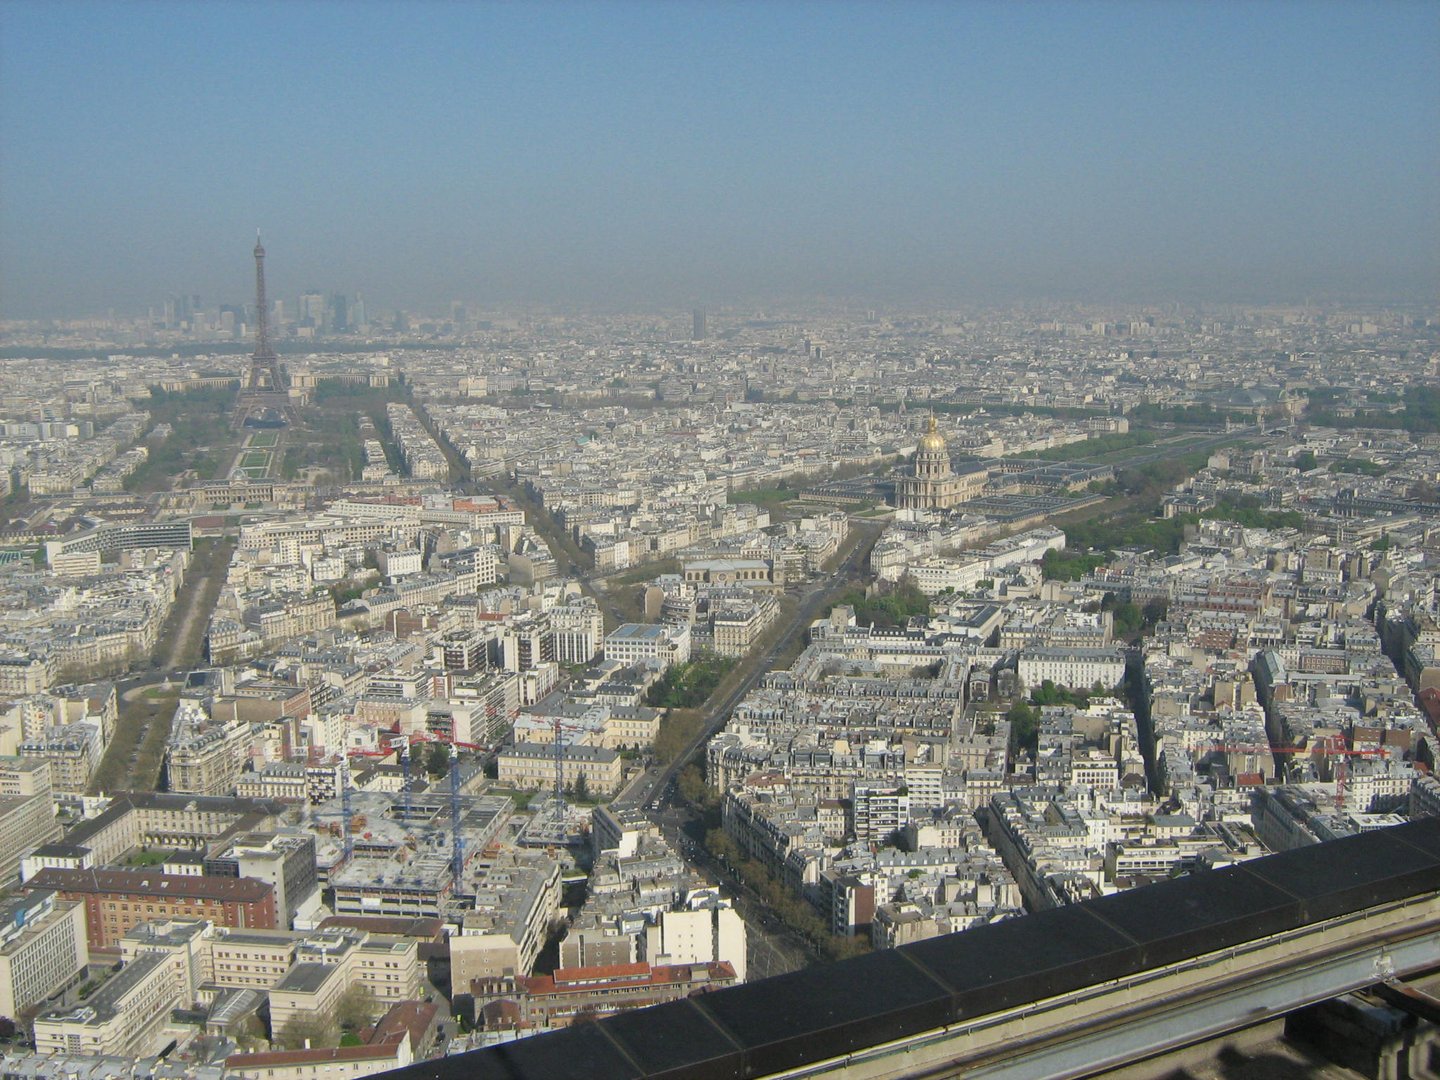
[235,233,296,426]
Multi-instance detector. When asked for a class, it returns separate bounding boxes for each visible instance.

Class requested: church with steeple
[894,414,986,510]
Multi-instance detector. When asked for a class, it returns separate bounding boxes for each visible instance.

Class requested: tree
[677,762,713,809]
[1110,599,1143,639]
[1041,548,1108,582]
[1142,597,1169,628]
[236,1014,267,1053]
[425,742,451,779]
[277,1010,340,1049]
[1006,702,1039,756]
[572,772,590,803]
[705,828,741,866]
[335,983,379,1033]
[1408,480,1440,503]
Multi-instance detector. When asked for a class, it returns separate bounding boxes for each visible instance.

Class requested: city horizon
[1,227,1436,335]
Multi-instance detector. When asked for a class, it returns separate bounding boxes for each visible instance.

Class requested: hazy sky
[1,0,1436,318]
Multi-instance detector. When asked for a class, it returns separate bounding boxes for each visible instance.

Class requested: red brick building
[25,867,277,949]
[473,961,737,1031]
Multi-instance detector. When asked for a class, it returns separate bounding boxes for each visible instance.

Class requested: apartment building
[496,742,623,796]
[1017,646,1126,692]
[450,852,562,988]
[164,705,252,796]
[206,926,297,989]
[0,891,88,1023]
[17,723,103,794]
[35,917,209,1058]
[268,928,422,1034]
[0,757,61,886]
[642,903,747,982]
[602,623,692,671]
[204,831,318,928]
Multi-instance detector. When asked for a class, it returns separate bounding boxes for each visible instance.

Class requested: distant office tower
[352,294,366,332]
[176,294,201,324]
[331,293,348,332]
[299,291,325,328]
[693,309,706,341]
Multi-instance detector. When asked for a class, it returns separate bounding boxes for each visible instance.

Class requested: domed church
[894,414,986,510]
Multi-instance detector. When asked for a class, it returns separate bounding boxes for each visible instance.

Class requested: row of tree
[704,829,869,964]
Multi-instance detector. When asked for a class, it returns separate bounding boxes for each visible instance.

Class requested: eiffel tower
[234,232,297,427]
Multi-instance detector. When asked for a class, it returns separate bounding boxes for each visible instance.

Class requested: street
[619,515,885,814]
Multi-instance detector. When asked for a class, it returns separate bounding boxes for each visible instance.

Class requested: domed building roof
[918,413,947,454]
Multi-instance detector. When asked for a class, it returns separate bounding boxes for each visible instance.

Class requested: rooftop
[27,867,275,902]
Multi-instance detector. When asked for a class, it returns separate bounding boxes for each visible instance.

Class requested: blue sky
[1,0,1436,316]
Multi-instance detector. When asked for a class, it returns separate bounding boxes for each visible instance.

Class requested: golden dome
[918,413,947,453]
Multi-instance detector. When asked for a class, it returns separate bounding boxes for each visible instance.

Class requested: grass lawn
[484,787,536,809]
[730,486,798,504]
[730,486,800,520]
[602,558,679,589]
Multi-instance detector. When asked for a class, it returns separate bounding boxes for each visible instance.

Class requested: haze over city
[1,0,1437,319]
[4,4,1440,1078]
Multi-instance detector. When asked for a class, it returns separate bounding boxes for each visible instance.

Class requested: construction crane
[401,742,413,823]
[549,715,591,817]
[450,743,464,897]
[341,770,355,863]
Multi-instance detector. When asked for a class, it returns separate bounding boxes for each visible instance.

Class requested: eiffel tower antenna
[252,231,275,363]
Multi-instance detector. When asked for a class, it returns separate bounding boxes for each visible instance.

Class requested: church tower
[895,413,984,510]
[914,414,951,481]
